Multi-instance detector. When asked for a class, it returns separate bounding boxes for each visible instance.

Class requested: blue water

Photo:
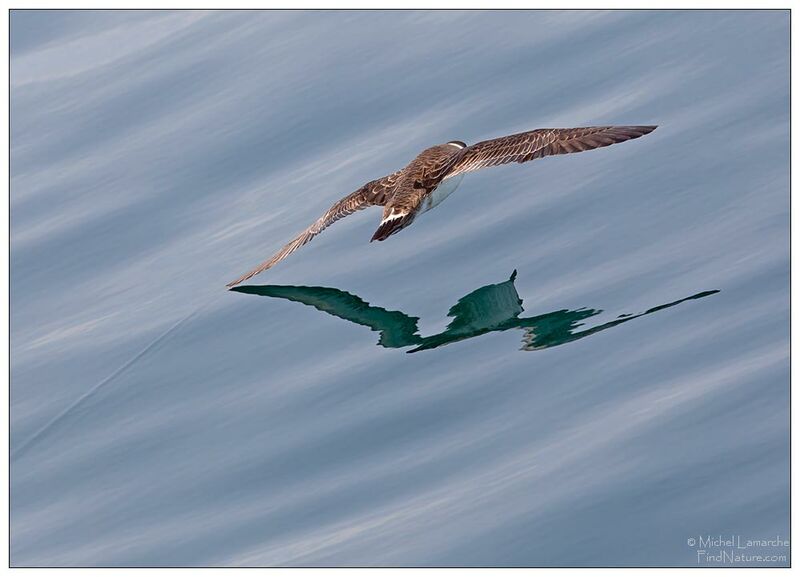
[10,10,789,567]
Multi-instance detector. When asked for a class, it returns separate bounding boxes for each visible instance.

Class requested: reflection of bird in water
[227,125,657,286]
[230,271,717,353]
[235,284,422,349]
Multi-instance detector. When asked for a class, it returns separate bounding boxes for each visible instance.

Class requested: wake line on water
[11,293,223,461]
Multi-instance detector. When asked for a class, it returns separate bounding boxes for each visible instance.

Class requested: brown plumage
[227,125,656,287]
[226,171,402,287]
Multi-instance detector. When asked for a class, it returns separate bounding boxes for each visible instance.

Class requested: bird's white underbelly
[420,174,464,214]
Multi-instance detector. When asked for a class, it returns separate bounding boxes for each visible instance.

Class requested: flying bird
[227,125,657,287]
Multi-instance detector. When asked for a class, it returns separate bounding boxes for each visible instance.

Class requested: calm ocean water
[10,10,789,567]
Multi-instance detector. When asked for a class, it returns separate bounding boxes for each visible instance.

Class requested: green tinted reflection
[231,271,719,353]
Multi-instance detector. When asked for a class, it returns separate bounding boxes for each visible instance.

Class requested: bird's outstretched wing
[226,171,401,287]
[440,125,657,180]
[230,284,423,348]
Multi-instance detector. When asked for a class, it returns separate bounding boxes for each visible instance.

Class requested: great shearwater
[227,125,657,287]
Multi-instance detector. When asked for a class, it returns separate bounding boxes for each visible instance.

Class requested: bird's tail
[370,210,414,242]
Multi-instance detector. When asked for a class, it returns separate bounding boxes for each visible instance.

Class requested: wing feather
[443,125,657,179]
[226,171,401,287]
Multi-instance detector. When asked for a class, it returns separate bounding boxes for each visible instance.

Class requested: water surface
[11,9,789,567]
